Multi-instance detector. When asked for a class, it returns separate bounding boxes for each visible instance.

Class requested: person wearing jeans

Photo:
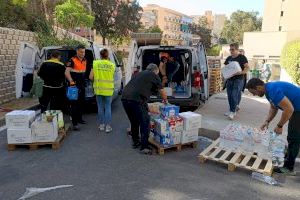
[122,63,167,154]
[226,78,244,114]
[224,43,249,120]
[246,78,300,175]
[89,49,115,133]
[96,96,112,132]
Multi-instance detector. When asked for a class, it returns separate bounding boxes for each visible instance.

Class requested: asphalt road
[0,99,299,200]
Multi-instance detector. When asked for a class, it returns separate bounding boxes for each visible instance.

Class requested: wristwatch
[277,124,283,128]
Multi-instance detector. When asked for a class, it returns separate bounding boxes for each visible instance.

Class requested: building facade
[243,0,300,61]
[213,14,226,36]
[141,4,192,45]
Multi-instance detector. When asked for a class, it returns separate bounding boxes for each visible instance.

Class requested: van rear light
[132,67,139,76]
[193,71,202,88]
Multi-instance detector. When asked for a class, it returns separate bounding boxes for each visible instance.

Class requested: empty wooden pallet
[198,139,273,176]
[149,138,197,155]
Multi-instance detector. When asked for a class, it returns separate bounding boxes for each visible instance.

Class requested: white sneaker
[224,112,230,116]
[236,105,240,112]
[106,125,112,133]
[99,124,105,132]
[228,112,236,120]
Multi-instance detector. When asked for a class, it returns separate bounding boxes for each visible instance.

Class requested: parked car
[15,42,124,108]
[126,33,209,110]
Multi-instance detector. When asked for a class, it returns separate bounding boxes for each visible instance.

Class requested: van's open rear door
[197,43,209,100]
[15,42,40,98]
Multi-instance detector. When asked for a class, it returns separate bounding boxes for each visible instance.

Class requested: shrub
[207,45,221,56]
[281,40,300,85]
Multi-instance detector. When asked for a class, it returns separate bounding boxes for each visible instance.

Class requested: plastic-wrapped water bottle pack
[219,124,287,167]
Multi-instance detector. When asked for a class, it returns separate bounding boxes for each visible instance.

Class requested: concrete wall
[243,31,300,60]
[0,27,36,104]
[262,0,300,32]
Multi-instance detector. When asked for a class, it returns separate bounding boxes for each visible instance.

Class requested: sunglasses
[230,49,236,51]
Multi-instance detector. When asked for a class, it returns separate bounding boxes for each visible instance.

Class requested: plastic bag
[66,86,78,100]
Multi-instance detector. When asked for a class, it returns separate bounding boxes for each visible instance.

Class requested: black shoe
[73,125,80,131]
[78,120,86,124]
[132,142,141,149]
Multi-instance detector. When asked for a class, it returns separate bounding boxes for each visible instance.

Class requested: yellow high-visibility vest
[93,59,115,96]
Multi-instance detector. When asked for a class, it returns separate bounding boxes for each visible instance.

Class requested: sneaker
[98,124,105,132]
[105,125,112,133]
[224,112,230,116]
[140,148,152,155]
[73,125,80,131]
[228,112,236,120]
[236,105,240,112]
[274,167,297,176]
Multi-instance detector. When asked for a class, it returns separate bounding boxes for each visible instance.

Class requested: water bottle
[269,132,287,167]
[251,172,278,186]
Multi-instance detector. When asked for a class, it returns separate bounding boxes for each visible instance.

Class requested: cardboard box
[148,103,164,115]
[42,110,64,129]
[160,104,179,118]
[221,61,242,79]
[164,87,173,96]
[7,128,33,144]
[32,116,58,142]
[179,112,202,130]
[181,129,198,144]
[5,110,35,128]
[154,118,169,136]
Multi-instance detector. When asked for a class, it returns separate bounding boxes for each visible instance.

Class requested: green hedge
[281,40,300,85]
[207,45,221,56]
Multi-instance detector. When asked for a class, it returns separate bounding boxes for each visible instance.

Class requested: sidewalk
[0,97,39,128]
[197,92,285,139]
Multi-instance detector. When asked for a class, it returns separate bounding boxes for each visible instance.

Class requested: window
[281,11,284,16]
[279,26,282,31]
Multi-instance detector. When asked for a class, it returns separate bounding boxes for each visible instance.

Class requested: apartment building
[213,14,227,36]
[243,0,300,61]
[141,4,192,45]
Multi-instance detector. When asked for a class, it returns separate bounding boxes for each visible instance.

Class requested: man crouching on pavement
[246,78,300,175]
[122,63,168,155]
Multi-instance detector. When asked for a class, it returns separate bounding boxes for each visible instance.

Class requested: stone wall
[0,27,36,104]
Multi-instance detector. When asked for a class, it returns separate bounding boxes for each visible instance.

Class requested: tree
[55,0,94,32]
[140,25,163,34]
[281,40,300,85]
[221,10,262,44]
[92,0,142,45]
[189,23,212,48]
[0,0,29,30]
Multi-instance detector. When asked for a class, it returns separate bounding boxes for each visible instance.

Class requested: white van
[15,42,123,105]
[126,33,209,110]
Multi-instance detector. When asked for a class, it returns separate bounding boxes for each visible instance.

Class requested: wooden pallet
[149,138,197,155]
[7,124,71,151]
[198,139,273,176]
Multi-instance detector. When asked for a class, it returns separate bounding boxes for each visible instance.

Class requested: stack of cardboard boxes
[149,103,202,147]
[5,110,64,144]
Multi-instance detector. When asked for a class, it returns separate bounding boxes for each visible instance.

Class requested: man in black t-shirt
[38,51,66,113]
[122,63,168,154]
[224,43,249,120]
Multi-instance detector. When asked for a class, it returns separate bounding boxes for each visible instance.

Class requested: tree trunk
[102,36,106,45]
